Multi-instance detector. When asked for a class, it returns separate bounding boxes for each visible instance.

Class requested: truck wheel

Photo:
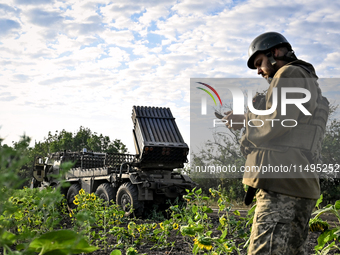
[95,183,116,203]
[66,183,81,210]
[116,182,144,217]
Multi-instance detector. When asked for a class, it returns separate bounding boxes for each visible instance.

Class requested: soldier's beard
[266,62,279,84]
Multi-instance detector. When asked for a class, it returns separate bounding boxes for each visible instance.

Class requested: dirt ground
[89,211,339,255]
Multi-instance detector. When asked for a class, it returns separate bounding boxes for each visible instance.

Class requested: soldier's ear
[273,48,280,58]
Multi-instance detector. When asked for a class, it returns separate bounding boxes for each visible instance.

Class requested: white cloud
[138,4,171,27]
[0,0,340,151]
[101,29,134,47]
[171,0,230,16]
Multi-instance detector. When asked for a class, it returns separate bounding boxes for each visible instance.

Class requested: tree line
[0,126,128,186]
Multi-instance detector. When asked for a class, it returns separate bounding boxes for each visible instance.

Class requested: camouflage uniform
[243,33,328,255]
[242,60,324,199]
[242,61,327,254]
[248,189,316,255]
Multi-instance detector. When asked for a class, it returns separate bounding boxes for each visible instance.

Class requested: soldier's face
[254,53,276,81]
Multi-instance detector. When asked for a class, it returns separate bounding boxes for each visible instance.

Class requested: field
[86,211,339,255]
[1,186,340,255]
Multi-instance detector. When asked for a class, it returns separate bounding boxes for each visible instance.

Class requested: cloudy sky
[1,0,340,153]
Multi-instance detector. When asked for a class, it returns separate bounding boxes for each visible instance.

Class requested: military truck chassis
[31,106,196,216]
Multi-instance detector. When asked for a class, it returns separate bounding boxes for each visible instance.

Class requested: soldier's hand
[222,111,246,130]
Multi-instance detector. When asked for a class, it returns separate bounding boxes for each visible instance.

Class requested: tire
[66,183,81,210]
[116,182,144,217]
[95,183,116,204]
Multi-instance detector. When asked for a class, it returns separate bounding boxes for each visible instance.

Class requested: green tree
[319,105,340,204]
[73,126,92,151]
[31,126,128,154]
[321,118,340,165]
[86,133,127,153]
[7,127,129,187]
[0,135,31,189]
[191,128,246,202]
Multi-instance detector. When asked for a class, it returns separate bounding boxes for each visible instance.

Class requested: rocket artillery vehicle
[31,106,196,216]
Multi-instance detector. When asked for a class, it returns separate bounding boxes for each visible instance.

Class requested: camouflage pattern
[248,189,316,255]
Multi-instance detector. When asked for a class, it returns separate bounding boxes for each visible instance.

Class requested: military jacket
[242,60,326,199]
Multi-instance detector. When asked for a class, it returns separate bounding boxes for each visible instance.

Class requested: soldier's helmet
[247,32,292,69]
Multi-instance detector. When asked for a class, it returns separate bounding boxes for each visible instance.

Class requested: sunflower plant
[0,136,97,255]
[149,220,174,249]
[309,195,340,254]
[175,188,213,231]
[5,186,67,238]
[210,186,252,240]
[71,188,125,250]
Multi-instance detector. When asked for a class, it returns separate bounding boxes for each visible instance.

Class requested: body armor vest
[241,69,329,165]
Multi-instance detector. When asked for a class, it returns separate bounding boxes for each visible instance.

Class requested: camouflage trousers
[248,189,316,255]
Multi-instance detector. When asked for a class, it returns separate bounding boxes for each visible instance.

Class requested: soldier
[224,32,329,254]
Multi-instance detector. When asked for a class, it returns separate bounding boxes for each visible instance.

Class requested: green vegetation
[0,134,253,254]
[1,183,254,254]
[0,141,339,254]
[32,126,128,155]
[190,128,246,203]
[0,135,98,254]
[308,194,340,254]
[3,126,128,187]
[1,109,340,254]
